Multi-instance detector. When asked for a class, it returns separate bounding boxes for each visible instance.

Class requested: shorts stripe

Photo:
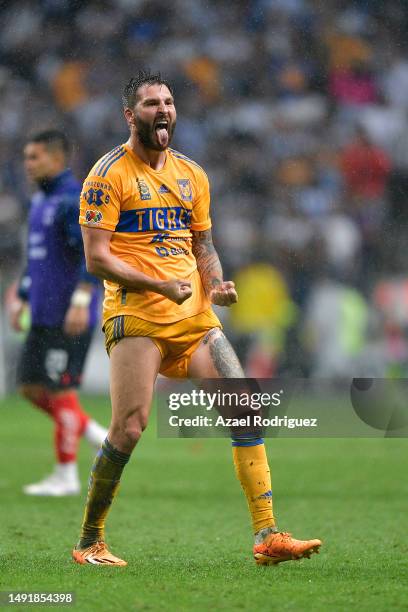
[112,315,125,341]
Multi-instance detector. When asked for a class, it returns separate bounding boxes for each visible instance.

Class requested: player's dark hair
[26,130,70,156]
[122,70,174,108]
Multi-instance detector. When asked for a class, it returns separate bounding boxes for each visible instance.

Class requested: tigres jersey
[79,143,211,324]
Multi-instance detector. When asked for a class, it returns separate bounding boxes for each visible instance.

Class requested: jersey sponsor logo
[85,209,103,224]
[150,232,171,243]
[137,177,152,201]
[155,246,189,258]
[150,232,187,243]
[116,207,192,233]
[158,184,171,193]
[177,179,192,202]
[83,187,110,207]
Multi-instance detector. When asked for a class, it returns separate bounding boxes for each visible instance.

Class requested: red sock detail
[48,392,90,463]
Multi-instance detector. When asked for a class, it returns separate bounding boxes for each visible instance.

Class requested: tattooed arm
[191,229,238,306]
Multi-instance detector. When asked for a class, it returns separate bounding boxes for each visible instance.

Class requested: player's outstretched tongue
[156,127,168,147]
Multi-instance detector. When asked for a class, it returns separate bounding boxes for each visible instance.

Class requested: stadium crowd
[2,0,408,377]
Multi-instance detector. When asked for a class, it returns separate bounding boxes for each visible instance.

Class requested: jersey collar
[39,168,73,194]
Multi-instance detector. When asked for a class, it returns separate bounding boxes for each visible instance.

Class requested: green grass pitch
[0,394,407,611]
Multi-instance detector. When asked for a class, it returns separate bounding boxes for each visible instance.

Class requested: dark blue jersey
[18,169,99,327]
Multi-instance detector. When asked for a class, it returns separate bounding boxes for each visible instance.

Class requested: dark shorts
[17,326,93,391]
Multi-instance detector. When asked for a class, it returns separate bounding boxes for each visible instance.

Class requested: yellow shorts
[104,308,222,378]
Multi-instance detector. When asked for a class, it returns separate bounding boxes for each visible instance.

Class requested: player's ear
[124,108,135,129]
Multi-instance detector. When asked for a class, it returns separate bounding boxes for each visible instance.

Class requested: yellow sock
[78,438,130,549]
[232,440,276,534]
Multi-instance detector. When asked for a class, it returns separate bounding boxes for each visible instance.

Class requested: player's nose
[157,99,167,113]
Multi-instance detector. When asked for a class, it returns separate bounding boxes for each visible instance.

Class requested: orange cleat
[72,542,127,566]
[253,532,322,566]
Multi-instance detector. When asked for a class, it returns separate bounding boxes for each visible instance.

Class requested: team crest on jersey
[85,209,103,224]
[177,179,192,202]
[137,177,151,201]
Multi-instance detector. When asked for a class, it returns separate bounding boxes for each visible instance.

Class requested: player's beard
[135,116,176,151]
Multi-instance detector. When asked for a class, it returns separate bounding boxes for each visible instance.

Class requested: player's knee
[111,412,148,449]
[123,425,142,446]
[124,413,148,443]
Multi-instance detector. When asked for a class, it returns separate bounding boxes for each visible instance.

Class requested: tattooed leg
[188,328,245,378]
[208,333,244,377]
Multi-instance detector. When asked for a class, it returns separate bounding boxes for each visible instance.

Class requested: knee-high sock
[26,390,90,463]
[232,438,276,534]
[78,438,130,549]
[47,392,90,463]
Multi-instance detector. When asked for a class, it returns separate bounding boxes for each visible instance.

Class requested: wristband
[70,289,92,308]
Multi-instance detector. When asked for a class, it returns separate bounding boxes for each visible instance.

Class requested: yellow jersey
[79,143,212,324]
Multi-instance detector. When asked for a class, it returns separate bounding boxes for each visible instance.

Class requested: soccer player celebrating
[10,130,107,496]
[72,72,321,566]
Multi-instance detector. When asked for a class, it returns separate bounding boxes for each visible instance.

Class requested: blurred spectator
[329,60,378,107]
[373,277,408,376]
[340,127,391,200]
[383,54,408,110]
[230,262,297,376]
[52,61,89,112]
[303,277,369,377]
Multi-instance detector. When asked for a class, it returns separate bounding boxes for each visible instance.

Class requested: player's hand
[9,299,27,332]
[63,305,90,336]
[209,281,238,307]
[159,279,192,305]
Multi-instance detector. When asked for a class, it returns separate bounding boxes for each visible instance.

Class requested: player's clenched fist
[209,281,238,306]
[159,278,192,304]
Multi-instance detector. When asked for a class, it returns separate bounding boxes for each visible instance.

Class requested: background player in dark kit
[9,130,107,496]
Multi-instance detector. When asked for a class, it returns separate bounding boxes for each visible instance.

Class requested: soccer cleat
[253,531,322,566]
[23,466,80,497]
[72,542,127,566]
[23,474,80,496]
